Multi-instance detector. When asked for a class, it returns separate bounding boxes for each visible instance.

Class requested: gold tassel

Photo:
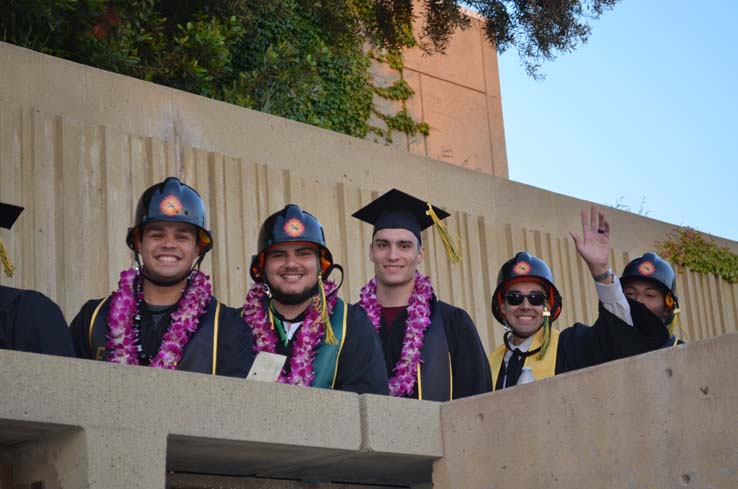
[318,278,337,345]
[669,307,686,346]
[425,203,463,264]
[0,237,14,278]
[537,306,552,360]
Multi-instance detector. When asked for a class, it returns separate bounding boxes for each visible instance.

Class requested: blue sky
[497,0,738,242]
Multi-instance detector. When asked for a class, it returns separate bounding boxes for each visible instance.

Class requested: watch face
[594,269,613,282]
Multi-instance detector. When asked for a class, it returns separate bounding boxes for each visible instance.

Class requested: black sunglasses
[505,291,546,307]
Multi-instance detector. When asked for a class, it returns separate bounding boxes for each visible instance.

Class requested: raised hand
[570,205,611,280]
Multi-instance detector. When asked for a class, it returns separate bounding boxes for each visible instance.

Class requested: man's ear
[417,244,425,263]
[368,240,376,263]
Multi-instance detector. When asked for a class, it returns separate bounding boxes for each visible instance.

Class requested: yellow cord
[318,278,337,345]
[0,237,14,277]
[425,203,463,264]
[669,307,687,345]
[537,306,552,360]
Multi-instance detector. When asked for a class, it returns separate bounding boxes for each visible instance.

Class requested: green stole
[311,298,347,389]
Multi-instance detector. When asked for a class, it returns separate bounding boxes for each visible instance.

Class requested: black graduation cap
[0,202,24,277]
[352,188,462,263]
[0,202,24,230]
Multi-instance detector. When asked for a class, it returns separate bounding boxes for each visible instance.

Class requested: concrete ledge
[0,351,442,488]
[433,333,738,489]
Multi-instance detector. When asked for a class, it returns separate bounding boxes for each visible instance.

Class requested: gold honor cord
[536,306,552,361]
[318,278,337,345]
[425,203,463,264]
[0,237,14,277]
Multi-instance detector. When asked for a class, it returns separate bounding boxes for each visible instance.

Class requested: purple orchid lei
[359,271,433,397]
[106,267,212,368]
[243,280,338,386]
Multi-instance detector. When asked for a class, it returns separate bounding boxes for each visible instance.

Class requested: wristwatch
[592,267,614,283]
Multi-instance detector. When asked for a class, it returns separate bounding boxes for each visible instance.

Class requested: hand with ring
[570,205,612,283]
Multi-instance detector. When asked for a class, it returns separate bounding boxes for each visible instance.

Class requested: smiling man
[353,188,491,401]
[242,204,388,394]
[69,177,253,377]
[488,207,670,390]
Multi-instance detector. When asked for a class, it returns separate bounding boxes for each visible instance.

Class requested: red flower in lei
[359,271,433,397]
[106,267,212,368]
[243,281,338,386]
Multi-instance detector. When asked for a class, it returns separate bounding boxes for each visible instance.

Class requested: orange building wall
[371,11,509,177]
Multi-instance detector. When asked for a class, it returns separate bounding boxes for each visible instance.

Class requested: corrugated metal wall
[1,44,736,354]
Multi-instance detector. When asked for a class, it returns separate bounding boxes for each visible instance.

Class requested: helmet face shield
[491,252,563,325]
[126,177,213,255]
[250,205,334,282]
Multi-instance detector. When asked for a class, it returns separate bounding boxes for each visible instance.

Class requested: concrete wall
[0,41,737,358]
[2,335,736,488]
[0,349,441,489]
[434,332,738,489]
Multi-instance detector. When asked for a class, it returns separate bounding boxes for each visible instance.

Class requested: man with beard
[488,207,669,390]
[352,189,491,400]
[242,204,388,394]
[1,201,75,356]
[70,177,253,376]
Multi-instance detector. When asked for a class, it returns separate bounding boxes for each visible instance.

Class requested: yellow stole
[489,327,560,390]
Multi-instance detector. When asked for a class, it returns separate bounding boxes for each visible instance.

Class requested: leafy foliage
[656,228,738,284]
[362,0,620,79]
[1,0,382,137]
[3,1,616,140]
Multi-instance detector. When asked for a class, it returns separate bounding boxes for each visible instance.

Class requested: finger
[590,205,597,231]
[570,231,581,248]
[581,209,588,235]
[602,215,610,235]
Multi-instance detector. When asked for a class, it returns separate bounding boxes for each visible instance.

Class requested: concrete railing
[0,349,441,489]
[1,41,737,356]
[434,332,738,488]
[2,334,736,488]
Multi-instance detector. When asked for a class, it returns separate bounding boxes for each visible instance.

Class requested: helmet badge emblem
[284,218,305,237]
[638,261,656,276]
[160,195,183,216]
[513,261,531,275]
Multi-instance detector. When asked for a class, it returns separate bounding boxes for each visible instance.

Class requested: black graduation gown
[555,298,670,374]
[376,298,492,400]
[271,302,389,395]
[496,298,670,388]
[0,285,75,356]
[69,296,254,378]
